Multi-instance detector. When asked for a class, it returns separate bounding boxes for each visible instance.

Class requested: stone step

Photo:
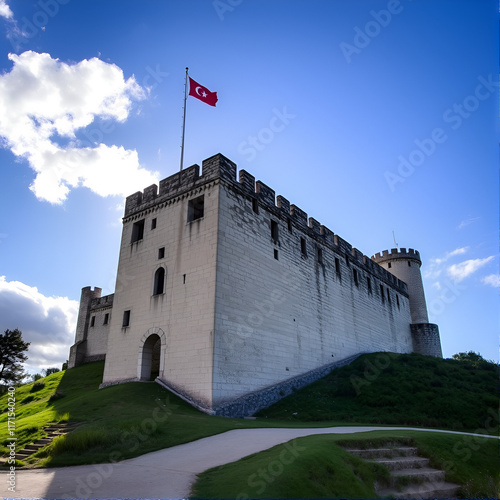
[374,456,429,471]
[16,449,37,457]
[391,467,446,485]
[35,438,53,444]
[378,480,460,499]
[25,443,45,451]
[347,446,418,459]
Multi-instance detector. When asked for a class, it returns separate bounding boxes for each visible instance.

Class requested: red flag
[188,77,218,107]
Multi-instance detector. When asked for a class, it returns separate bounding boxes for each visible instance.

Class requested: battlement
[90,293,114,310]
[371,248,422,265]
[123,153,409,293]
[124,153,237,217]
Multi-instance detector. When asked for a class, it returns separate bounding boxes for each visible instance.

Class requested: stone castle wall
[70,153,440,415]
[211,159,414,406]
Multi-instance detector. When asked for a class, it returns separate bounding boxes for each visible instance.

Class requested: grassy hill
[257,352,499,432]
[1,352,497,469]
[0,362,270,467]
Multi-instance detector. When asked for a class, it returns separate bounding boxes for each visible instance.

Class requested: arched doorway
[140,333,161,381]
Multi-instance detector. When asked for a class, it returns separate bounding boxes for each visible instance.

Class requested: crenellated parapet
[124,153,409,293]
[90,293,114,311]
[124,153,238,217]
[371,248,422,266]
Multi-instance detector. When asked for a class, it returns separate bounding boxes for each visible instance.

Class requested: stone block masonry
[69,153,441,417]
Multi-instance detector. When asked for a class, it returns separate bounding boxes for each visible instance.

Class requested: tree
[44,367,60,376]
[0,329,30,388]
[452,351,495,368]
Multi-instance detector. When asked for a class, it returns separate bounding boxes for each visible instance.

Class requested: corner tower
[372,248,442,357]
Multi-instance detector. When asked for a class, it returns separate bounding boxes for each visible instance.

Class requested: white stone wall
[102,183,220,407]
[373,251,429,324]
[212,183,414,405]
[86,307,111,358]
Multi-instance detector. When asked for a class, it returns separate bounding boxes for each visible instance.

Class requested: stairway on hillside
[14,422,80,462]
[345,443,461,499]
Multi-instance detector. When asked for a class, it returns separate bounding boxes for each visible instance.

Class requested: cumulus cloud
[0,276,78,373]
[0,0,13,19]
[481,274,500,288]
[0,51,159,203]
[447,257,494,283]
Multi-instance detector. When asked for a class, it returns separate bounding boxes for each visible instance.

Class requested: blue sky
[0,0,497,373]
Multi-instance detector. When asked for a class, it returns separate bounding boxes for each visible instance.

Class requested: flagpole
[180,67,189,171]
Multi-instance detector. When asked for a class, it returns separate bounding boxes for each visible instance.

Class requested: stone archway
[138,328,166,381]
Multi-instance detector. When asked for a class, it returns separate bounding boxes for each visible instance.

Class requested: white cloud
[424,247,469,279]
[447,257,494,283]
[0,276,78,373]
[0,51,159,204]
[0,0,13,19]
[481,274,500,288]
[457,217,480,230]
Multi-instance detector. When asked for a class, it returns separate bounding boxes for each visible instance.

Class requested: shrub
[30,381,45,392]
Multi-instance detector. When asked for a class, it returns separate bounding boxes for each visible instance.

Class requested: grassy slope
[192,431,499,499]
[0,362,267,467]
[257,352,499,432]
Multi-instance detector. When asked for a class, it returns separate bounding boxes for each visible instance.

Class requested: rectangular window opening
[252,198,259,214]
[131,219,145,243]
[158,247,165,259]
[380,284,385,303]
[287,218,293,233]
[345,255,349,266]
[335,257,341,275]
[353,268,359,287]
[103,313,109,325]
[387,288,391,305]
[367,276,372,293]
[408,260,411,267]
[396,294,400,309]
[122,310,131,327]
[301,238,307,257]
[151,218,157,230]
[90,316,95,327]
[187,195,205,222]
[317,247,323,264]
[388,262,392,268]
[271,220,279,242]
[183,274,186,284]
[274,249,279,260]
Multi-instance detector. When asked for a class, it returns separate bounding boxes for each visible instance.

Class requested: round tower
[371,248,442,358]
[371,248,428,323]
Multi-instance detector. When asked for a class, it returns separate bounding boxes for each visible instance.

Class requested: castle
[68,153,442,417]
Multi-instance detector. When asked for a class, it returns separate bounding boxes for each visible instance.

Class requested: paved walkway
[2,426,498,499]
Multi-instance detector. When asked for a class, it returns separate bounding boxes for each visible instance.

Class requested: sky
[0,0,498,374]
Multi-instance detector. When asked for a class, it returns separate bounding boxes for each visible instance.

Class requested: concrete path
[2,426,498,499]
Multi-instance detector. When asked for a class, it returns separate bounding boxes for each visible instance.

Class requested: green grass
[192,431,500,499]
[257,352,499,433]
[0,362,261,467]
[0,362,346,468]
[1,353,498,472]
